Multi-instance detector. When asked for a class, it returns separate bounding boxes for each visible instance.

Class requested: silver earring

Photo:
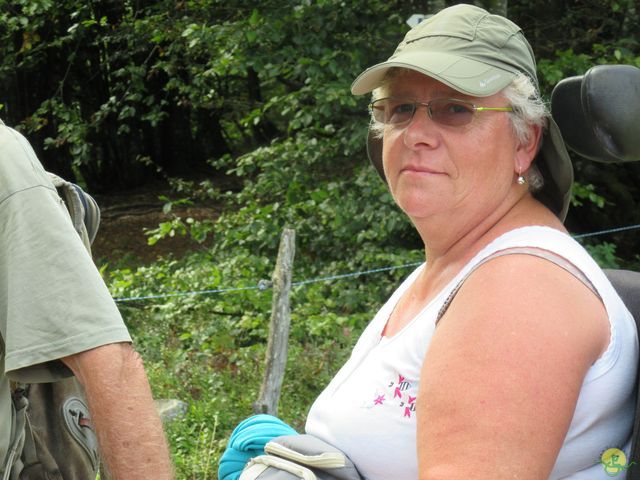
[517,168,526,185]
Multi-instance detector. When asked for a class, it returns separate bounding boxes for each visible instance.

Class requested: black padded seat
[605,269,640,478]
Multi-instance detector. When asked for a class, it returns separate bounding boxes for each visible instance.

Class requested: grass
[103,248,394,479]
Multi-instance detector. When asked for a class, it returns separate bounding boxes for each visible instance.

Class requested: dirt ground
[91,183,220,265]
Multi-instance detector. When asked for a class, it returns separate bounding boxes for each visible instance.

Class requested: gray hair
[368,69,547,192]
[502,73,547,191]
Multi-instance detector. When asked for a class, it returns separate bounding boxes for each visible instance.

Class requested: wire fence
[113,223,640,303]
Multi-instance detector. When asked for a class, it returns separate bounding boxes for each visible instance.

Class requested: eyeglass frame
[368,97,514,128]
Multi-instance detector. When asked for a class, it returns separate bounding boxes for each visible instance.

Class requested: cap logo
[479,74,501,88]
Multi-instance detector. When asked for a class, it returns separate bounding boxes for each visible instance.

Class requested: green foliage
[2,0,410,189]
[538,44,640,93]
[3,0,639,249]
[571,182,606,209]
[105,242,419,477]
[582,242,622,269]
[145,196,216,245]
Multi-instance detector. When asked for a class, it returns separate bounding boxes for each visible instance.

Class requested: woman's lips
[400,164,444,175]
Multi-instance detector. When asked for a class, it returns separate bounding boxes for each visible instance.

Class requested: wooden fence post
[254,228,296,416]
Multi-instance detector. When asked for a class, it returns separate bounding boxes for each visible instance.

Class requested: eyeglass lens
[371,98,476,127]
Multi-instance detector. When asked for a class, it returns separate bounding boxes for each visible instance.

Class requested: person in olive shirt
[0,119,174,479]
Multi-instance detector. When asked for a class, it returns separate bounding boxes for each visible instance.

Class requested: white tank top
[305,226,638,479]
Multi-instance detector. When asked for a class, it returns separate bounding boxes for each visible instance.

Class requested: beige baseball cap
[353,4,574,220]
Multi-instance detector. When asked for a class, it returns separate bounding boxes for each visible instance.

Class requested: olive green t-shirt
[0,121,131,471]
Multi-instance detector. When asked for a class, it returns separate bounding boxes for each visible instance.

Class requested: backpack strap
[2,390,28,480]
[47,173,100,253]
[436,246,598,323]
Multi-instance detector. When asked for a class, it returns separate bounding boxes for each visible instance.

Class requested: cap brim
[351,51,516,97]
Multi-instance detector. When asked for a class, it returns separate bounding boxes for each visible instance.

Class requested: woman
[305,5,638,479]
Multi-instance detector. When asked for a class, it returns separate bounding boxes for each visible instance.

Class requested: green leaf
[249,9,260,27]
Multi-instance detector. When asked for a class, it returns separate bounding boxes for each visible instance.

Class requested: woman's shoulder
[483,225,625,293]
[473,225,605,286]
[457,224,636,372]
[482,225,581,256]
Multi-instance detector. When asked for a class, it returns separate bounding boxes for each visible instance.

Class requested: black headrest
[551,64,640,163]
[605,269,640,327]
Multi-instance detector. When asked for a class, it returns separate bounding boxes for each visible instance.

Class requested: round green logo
[601,448,631,477]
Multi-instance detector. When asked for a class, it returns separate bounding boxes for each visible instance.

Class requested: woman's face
[381,70,522,223]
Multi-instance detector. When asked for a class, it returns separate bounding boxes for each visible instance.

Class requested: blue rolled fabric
[218,414,298,480]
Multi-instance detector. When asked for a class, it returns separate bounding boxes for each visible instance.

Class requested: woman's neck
[416,194,564,279]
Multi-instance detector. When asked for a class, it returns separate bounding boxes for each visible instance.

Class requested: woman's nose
[402,105,439,148]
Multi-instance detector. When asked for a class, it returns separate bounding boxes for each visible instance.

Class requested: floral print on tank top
[364,373,418,418]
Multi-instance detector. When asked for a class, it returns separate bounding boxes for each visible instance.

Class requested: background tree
[1,1,638,263]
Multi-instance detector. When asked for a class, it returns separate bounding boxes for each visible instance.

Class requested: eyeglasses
[369,97,513,127]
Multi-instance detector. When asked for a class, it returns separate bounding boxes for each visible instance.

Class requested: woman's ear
[515,124,542,173]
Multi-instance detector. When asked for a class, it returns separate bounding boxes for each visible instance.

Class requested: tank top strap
[436,246,599,324]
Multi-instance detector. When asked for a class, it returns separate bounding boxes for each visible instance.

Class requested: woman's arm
[417,254,609,479]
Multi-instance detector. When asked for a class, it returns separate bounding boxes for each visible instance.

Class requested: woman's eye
[428,100,476,126]
[393,103,414,114]
[444,102,472,114]
[388,103,414,123]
